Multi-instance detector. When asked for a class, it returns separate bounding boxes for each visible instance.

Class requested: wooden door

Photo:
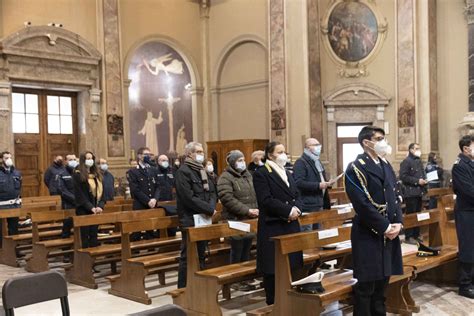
[12,89,78,197]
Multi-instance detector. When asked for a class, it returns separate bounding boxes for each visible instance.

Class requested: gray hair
[184,142,203,156]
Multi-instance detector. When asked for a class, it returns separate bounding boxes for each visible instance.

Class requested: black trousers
[427,182,440,209]
[353,278,389,316]
[61,217,73,238]
[404,197,422,239]
[229,235,253,264]
[177,229,207,288]
[459,261,474,290]
[263,274,275,305]
[80,225,98,248]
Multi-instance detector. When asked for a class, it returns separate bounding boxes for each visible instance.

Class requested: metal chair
[2,271,69,316]
[129,304,187,316]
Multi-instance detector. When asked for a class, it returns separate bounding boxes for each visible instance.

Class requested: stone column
[460,0,474,132]
[269,0,288,145]
[0,81,12,152]
[200,0,213,144]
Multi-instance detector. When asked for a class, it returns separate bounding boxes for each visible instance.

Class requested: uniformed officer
[156,154,177,237]
[127,147,160,240]
[0,151,22,237]
[451,135,474,299]
[57,154,78,239]
[44,155,66,196]
[344,126,404,316]
[99,158,115,201]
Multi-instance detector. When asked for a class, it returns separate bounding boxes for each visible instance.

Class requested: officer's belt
[0,198,22,206]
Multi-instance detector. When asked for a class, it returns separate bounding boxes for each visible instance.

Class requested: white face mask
[258,160,264,166]
[100,164,108,171]
[235,161,246,172]
[311,145,322,157]
[276,153,288,167]
[85,159,94,167]
[371,139,391,157]
[67,160,78,168]
[414,150,422,157]
[160,161,169,169]
[195,154,205,163]
[206,165,214,173]
[4,158,13,167]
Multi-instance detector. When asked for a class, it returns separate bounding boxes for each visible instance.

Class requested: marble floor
[0,260,472,316]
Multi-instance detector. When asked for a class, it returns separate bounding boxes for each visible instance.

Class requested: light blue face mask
[68,160,78,168]
[235,161,246,171]
[160,161,169,169]
[311,145,322,156]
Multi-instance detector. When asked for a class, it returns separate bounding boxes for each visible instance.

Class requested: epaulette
[358,158,366,165]
[453,158,460,165]
[265,162,272,173]
[74,169,80,174]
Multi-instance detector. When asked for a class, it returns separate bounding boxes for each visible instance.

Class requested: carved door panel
[12,89,77,197]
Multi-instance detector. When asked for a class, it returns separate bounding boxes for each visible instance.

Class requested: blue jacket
[58,166,75,209]
[127,165,160,210]
[0,166,22,208]
[345,153,403,282]
[44,164,66,196]
[293,153,330,211]
[102,171,115,201]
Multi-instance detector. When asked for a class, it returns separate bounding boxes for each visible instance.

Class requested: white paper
[291,271,324,286]
[426,170,439,182]
[193,214,212,227]
[329,173,344,184]
[417,212,431,221]
[228,221,251,232]
[337,206,352,215]
[318,228,339,240]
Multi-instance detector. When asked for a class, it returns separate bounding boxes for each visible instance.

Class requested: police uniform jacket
[102,171,115,201]
[127,164,160,211]
[399,153,426,198]
[451,153,474,263]
[0,166,22,209]
[253,163,303,275]
[44,164,66,196]
[157,166,175,201]
[175,164,217,228]
[344,153,404,282]
[57,166,75,210]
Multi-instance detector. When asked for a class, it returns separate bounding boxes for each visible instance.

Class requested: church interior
[0,0,473,315]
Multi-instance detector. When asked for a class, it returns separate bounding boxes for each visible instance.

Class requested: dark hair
[459,135,474,151]
[264,141,282,161]
[137,147,150,156]
[408,143,418,151]
[358,126,385,146]
[78,151,102,182]
[0,151,11,167]
[428,152,437,163]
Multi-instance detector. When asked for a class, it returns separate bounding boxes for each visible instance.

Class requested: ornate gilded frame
[321,0,387,78]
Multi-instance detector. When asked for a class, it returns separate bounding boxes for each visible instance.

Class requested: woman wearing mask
[248,150,265,174]
[425,152,444,209]
[217,150,259,291]
[205,159,218,186]
[253,141,303,305]
[73,151,105,248]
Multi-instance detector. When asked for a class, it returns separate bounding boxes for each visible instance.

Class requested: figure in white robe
[176,125,188,156]
[138,111,163,155]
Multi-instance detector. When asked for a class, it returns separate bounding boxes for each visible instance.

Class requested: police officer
[127,147,160,240]
[44,155,66,196]
[451,135,474,299]
[156,154,177,237]
[344,126,403,315]
[57,154,78,239]
[0,151,22,236]
[99,158,115,201]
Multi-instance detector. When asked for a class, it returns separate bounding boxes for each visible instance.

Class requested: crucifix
[158,92,181,153]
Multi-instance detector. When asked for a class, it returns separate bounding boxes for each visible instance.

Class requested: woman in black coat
[73,151,105,248]
[253,141,303,305]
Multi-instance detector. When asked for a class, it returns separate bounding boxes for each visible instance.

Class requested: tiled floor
[0,261,472,316]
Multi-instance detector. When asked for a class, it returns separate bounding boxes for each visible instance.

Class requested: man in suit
[344,126,404,315]
[451,135,474,299]
[293,138,331,231]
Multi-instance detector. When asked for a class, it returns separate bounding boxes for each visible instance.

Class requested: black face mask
[55,160,63,166]
[143,155,151,164]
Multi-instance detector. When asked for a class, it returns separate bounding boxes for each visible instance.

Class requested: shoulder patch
[264,163,272,173]
[74,169,81,174]
[454,158,460,165]
[358,159,366,165]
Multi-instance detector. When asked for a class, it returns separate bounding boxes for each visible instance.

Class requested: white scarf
[266,160,289,187]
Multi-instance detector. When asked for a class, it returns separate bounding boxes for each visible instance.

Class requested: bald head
[305,138,320,148]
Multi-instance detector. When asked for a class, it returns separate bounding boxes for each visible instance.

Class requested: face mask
[55,160,63,166]
[371,139,391,157]
[311,145,322,157]
[85,159,94,167]
[67,160,78,168]
[276,153,288,167]
[235,161,246,172]
[206,165,214,173]
[4,158,13,167]
[175,161,180,166]
[143,155,151,164]
[258,160,264,166]
[469,146,474,158]
[414,150,422,157]
[100,164,108,171]
[160,161,169,169]
[195,154,205,163]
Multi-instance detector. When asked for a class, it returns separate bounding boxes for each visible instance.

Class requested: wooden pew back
[30,209,76,243]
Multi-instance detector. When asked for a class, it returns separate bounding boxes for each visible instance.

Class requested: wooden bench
[437,194,457,246]
[22,195,62,210]
[65,208,176,289]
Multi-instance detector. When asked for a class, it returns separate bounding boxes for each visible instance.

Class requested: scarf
[304,148,324,173]
[185,157,210,191]
[267,160,289,187]
[87,174,103,201]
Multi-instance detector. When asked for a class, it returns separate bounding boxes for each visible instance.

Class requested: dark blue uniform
[127,164,160,210]
[345,154,403,316]
[44,163,66,196]
[102,171,115,201]
[157,165,177,236]
[451,154,474,291]
[57,166,75,238]
[0,166,22,235]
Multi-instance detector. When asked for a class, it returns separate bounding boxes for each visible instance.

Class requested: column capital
[465,0,474,23]
[0,81,12,97]
[200,0,210,19]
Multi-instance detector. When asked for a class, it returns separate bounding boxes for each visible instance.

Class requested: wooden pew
[437,194,457,246]
[65,208,178,289]
[328,189,350,206]
[22,195,62,209]
[425,187,453,198]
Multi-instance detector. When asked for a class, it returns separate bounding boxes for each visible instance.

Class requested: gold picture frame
[321,0,387,78]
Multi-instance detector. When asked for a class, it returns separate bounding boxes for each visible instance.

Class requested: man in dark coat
[127,147,160,240]
[293,138,331,231]
[44,155,66,196]
[156,154,177,237]
[451,135,474,299]
[175,142,217,288]
[99,158,115,201]
[344,126,404,315]
[399,143,427,244]
[57,154,78,239]
[0,151,22,238]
